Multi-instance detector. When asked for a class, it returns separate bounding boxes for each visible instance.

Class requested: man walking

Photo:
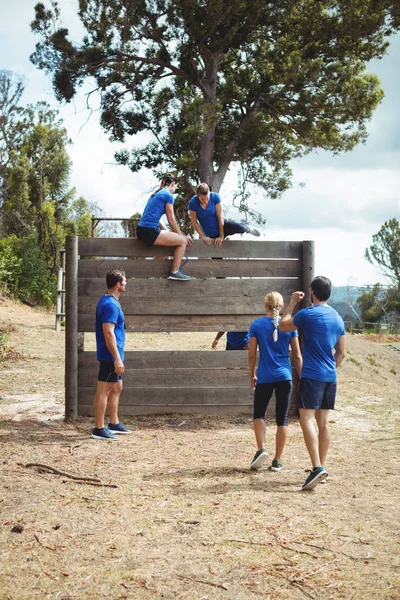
[91,268,132,440]
[280,276,346,489]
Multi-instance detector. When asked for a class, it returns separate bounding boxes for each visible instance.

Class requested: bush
[0,235,57,306]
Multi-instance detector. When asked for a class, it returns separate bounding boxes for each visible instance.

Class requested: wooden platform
[64,237,314,418]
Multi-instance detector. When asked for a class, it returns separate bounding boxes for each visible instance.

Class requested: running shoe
[250,448,268,470]
[302,467,328,490]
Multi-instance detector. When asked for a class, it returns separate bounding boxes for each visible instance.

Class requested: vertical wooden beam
[302,240,315,307]
[65,236,79,421]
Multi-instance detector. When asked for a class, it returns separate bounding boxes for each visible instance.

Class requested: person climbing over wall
[248,291,302,472]
[137,174,194,280]
[188,182,261,248]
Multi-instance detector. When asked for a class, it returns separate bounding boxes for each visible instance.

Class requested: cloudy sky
[1,0,399,286]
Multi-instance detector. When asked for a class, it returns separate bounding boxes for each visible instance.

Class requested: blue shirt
[188,192,221,237]
[227,331,250,349]
[249,317,298,383]
[293,304,345,382]
[95,295,125,362]
[139,189,174,229]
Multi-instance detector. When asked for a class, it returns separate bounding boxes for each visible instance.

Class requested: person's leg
[254,419,266,449]
[223,221,260,238]
[93,381,114,429]
[107,380,123,425]
[299,408,321,468]
[274,380,291,462]
[153,230,187,272]
[251,383,274,469]
[315,409,331,467]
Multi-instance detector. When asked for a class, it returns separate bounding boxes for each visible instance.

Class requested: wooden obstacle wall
[65,237,314,419]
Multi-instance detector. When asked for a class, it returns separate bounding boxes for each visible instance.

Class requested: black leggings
[223,220,248,237]
[253,380,292,426]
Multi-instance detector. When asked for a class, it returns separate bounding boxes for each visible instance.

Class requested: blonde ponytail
[264,292,284,343]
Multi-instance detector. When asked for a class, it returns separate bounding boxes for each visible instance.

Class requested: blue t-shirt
[227,331,250,349]
[188,192,221,237]
[95,295,125,362]
[293,305,345,382]
[249,317,298,383]
[139,189,174,229]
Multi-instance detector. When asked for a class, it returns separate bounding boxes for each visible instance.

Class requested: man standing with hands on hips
[91,269,132,440]
[280,276,346,490]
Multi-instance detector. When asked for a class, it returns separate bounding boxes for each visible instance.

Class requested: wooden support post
[302,241,315,307]
[65,236,79,421]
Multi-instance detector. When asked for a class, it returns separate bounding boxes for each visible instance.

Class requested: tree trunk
[199,52,221,187]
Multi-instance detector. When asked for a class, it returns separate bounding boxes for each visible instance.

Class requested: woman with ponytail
[137,174,193,280]
[248,292,302,471]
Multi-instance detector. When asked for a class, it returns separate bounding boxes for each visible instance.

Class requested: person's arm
[248,336,258,390]
[189,210,211,245]
[279,291,305,332]
[334,335,346,368]
[214,203,224,248]
[166,203,192,246]
[212,331,225,350]
[290,336,302,378]
[102,322,124,373]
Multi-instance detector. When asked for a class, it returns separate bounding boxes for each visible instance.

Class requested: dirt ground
[0,294,399,600]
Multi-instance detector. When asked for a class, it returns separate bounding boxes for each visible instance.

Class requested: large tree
[30,0,400,223]
[365,218,400,288]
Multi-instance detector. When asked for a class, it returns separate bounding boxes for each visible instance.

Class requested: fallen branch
[62,479,118,489]
[18,463,100,483]
[176,574,228,590]
[226,539,320,559]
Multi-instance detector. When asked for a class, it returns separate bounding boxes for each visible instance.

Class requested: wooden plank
[65,235,78,420]
[79,295,267,315]
[78,386,253,405]
[78,368,249,387]
[77,258,301,279]
[79,314,258,332]
[78,350,251,369]
[78,238,303,259]
[78,277,298,297]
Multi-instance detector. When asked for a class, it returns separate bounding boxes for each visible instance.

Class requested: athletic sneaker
[271,459,283,471]
[168,269,193,281]
[91,427,118,441]
[107,422,132,435]
[302,466,328,490]
[250,448,268,470]
[247,226,261,237]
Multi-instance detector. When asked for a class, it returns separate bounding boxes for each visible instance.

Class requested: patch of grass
[390,366,397,375]
[0,329,25,361]
[349,356,362,367]
[368,354,377,366]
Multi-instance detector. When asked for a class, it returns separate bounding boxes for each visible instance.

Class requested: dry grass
[0,295,400,599]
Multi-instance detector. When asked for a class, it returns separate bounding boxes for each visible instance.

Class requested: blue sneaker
[92,427,118,441]
[302,467,328,490]
[107,422,132,435]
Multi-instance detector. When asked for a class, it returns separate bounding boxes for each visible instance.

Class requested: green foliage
[0,72,98,305]
[0,234,55,306]
[30,1,399,227]
[365,218,400,287]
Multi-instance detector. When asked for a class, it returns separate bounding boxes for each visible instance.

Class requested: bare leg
[315,409,331,467]
[275,425,288,461]
[93,381,114,429]
[107,381,123,425]
[153,231,187,272]
[299,408,321,468]
[254,418,266,449]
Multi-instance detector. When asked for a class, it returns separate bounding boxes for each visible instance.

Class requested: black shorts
[136,226,161,246]
[98,361,123,383]
[253,380,292,426]
[297,378,336,410]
